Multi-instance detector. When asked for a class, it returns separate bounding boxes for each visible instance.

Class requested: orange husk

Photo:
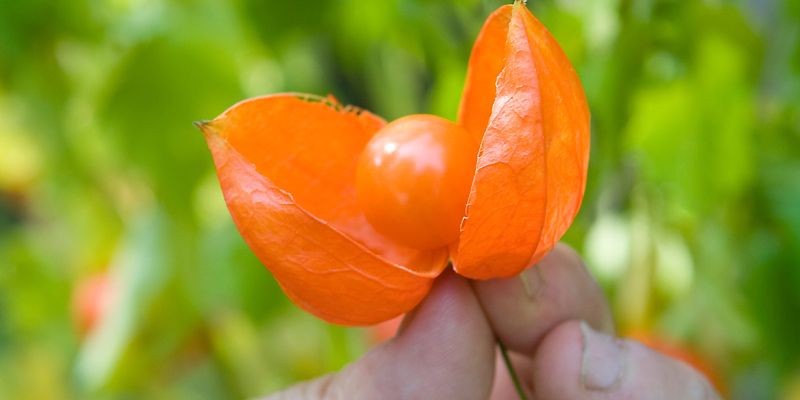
[202,2,591,323]
[454,2,590,279]
[200,94,448,325]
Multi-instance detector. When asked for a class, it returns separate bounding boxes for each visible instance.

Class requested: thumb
[530,320,721,400]
[264,271,495,400]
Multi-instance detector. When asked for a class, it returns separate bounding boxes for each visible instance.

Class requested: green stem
[498,339,529,400]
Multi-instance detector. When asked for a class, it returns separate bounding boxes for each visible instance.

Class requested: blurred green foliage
[0,0,799,398]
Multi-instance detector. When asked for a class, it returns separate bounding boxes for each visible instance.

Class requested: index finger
[472,243,614,354]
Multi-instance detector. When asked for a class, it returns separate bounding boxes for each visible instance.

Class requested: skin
[264,244,721,400]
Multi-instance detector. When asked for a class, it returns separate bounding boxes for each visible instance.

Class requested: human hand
[264,244,721,400]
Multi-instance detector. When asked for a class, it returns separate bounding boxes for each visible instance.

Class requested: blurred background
[0,0,798,398]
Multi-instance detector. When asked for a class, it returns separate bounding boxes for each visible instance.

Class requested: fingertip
[473,244,613,354]
[396,270,480,341]
[333,270,496,399]
[529,320,586,400]
[530,320,721,400]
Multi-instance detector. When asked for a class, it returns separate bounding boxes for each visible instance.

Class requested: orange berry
[356,115,477,250]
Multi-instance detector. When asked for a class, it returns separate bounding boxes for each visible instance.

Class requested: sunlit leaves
[625,33,755,218]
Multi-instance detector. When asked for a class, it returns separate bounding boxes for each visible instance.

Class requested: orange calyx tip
[193,120,211,130]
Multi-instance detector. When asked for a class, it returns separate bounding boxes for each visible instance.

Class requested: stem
[498,339,530,400]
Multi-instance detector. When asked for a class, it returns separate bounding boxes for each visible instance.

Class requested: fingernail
[580,321,626,391]
[519,265,543,300]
